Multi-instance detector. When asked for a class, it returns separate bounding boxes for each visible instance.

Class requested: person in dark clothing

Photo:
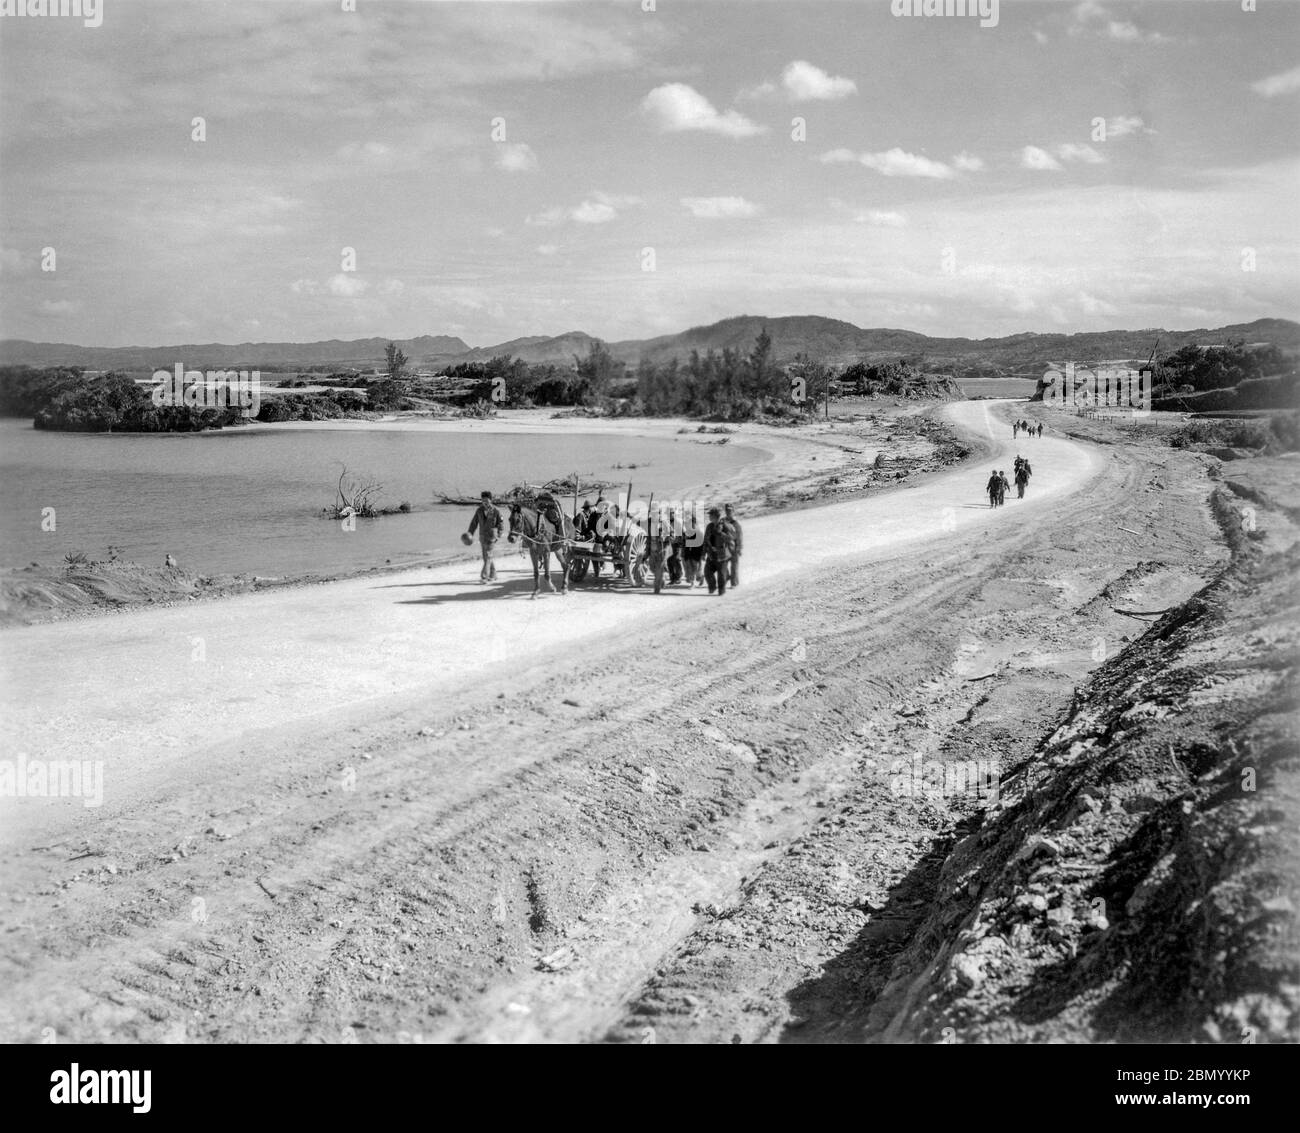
[1015,465,1030,498]
[703,507,733,595]
[574,499,594,538]
[665,507,684,584]
[986,469,1000,508]
[723,503,743,587]
[466,490,504,582]
[681,505,705,586]
[997,471,1010,505]
[1036,423,1043,438]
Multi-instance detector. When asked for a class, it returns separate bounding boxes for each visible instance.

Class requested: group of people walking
[1012,419,1043,439]
[986,453,1033,506]
[654,502,742,596]
[573,497,742,596]
[465,490,744,596]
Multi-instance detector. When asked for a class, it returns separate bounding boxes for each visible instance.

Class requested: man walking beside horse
[465,490,504,583]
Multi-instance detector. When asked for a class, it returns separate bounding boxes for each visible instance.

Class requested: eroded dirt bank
[0,403,1288,1044]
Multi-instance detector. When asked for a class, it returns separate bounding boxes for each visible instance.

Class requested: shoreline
[0,398,974,628]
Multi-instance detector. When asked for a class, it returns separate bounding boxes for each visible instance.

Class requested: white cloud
[536,244,560,256]
[1104,115,1152,139]
[1055,143,1106,165]
[1021,145,1063,171]
[952,151,986,173]
[529,191,641,227]
[855,210,907,228]
[820,147,956,179]
[377,279,405,296]
[1252,64,1300,99]
[641,83,765,138]
[495,142,538,173]
[1070,2,1167,44]
[680,196,761,219]
[571,199,619,224]
[1032,30,1049,45]
[780,60,857,102]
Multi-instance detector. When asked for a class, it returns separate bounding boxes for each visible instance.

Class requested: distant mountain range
[3,316,1297,373]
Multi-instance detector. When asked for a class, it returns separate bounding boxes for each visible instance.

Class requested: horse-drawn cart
[505,478,678,596]
[567,526,649,587]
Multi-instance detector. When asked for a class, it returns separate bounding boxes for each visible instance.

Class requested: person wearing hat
[466,490,504,583]
[723,503,743,588]
[703,505,734,596]
[575,499,595,540]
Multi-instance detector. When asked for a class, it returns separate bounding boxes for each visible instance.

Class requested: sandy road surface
[0,400,1087,844]
[0,398,1150,1044]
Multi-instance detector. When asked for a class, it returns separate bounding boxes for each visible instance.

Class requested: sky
[0,0,1297,348]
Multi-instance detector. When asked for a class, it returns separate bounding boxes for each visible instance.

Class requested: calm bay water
[0,420,762,578]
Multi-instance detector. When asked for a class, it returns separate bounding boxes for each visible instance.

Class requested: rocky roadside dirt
[606,413,1297,1044]
[1,404,1286,1045]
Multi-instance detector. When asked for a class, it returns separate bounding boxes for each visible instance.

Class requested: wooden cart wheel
[569,557,589,583]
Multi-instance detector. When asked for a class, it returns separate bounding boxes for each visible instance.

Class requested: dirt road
[0,399,1225,1043]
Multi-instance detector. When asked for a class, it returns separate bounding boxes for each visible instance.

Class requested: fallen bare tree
[320,464,394,519]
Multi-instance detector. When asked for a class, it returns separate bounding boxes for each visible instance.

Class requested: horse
[507,500,574,598]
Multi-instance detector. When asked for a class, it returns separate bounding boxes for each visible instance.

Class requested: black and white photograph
[0,0,1296,1080]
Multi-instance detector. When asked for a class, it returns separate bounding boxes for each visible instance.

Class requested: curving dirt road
[1,399,1225,1044]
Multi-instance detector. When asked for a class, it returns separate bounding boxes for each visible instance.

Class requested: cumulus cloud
[779,60,857,102]
[495,142,538,172]
[1021,145,1063,171]
[680,196,761,219]
[952,151,986,173]
[528,191,642,227]
[821,147,956,179]
[1252,64,1300,99]
[1070,1,1167,44]
[1103,115,1153,139]
[536,244,560,256]
[641,83,765,138]
[1055,143,1106,165]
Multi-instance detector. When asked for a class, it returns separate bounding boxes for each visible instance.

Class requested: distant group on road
[986,452,1034,507]
[1012,419,1043,439]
